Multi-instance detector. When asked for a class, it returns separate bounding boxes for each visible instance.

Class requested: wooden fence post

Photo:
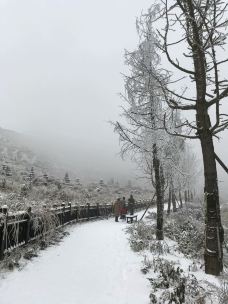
[61,203,65,225]
[96,203,100,218]
[76,206,79,221]
[68,202,72,222]
[104,204,107,218]
[87,203,90,220]
[25,206,32,244]
[0,221,4,260]
[0,206,8,260]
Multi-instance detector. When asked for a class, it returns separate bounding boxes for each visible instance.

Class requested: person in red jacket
[120,197,127,219]
[113,198,121,222]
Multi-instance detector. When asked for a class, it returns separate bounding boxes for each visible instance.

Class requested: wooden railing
[0,201,148,260]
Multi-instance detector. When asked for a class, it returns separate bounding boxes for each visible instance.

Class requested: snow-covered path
[0,215,150,304]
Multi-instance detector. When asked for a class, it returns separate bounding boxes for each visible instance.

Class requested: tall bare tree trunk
[198,116,224,275]
[179,190,183,209]
[186,0,224,275]
[172,190,177,212]
[167,188,171,215]
[184,190,187,204]
[171,182,177,212]
[153,144,164,240]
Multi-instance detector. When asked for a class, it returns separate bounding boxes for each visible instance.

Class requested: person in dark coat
[120,197,127,219]
[128,194,135,215]
[113,198,121,222]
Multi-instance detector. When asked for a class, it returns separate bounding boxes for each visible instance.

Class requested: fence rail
[0,201,148,260]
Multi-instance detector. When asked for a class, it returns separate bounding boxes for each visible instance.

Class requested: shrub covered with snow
[164,206,204,259]
[149,240,170,256]
[145,257,207,303]
[126,221,156,252]
[126,204,223,303]
[217,280,228,304]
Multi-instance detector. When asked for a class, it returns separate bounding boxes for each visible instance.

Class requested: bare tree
[144,0,228,275]
[113,12,188,240]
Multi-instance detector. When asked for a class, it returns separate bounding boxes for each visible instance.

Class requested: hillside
[0,126,58,181]
[0,126,151,211]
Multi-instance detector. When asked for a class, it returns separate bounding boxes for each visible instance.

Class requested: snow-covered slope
[0,126,68,181]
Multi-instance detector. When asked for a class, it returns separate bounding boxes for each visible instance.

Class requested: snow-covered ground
[0,212,150,304]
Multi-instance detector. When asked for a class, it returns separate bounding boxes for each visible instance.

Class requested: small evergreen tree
[6,166,12,177]
[29,167,35,181]
[43,172,48,185]
[75,178,80,185]
[99,179,104,186]
[64,172,70,184]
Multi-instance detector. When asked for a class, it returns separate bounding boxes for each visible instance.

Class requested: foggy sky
[0,0,152,183]
[0,0,228,195]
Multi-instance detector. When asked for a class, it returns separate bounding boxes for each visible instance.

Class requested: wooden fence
[0,201,148,260]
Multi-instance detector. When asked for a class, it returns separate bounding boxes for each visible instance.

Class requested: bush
[218,280,228,304]
[146,257,206,304]
[149,241,170,256]
[126,222,156,252]
[164,207,204,259]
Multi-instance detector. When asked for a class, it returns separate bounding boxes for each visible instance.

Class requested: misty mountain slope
[0,126,151,211]
[0,126,69,181]
[0,127,37,165]
[0,126,144,187]
[0,126,82,208]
